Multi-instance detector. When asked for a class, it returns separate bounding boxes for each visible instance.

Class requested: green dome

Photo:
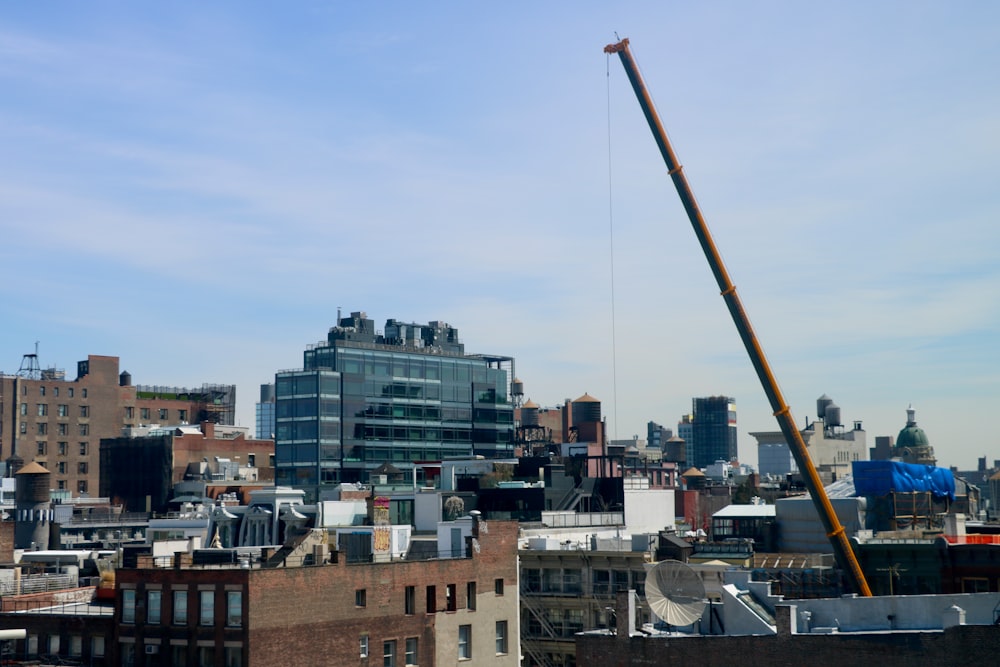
[896,404,930,449]
[896,424,930,449]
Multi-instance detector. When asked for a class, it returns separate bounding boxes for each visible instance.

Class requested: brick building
[577,594,1000,667]
[0,355,236,497]
[100,421,274,513]
[113,519,520,666]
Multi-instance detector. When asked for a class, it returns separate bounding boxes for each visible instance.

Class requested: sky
[1,2,998,471]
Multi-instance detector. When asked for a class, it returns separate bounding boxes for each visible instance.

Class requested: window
[962,577,990,593]
[141,407,150,420]
[179,409,188,422]
[81,388,87,398]
[173,590,188,624]
[426,585,436,613]
[248,453,256,467]
[148,590,162,623]
[122,589,136,623]
[466,582,476,610]
[20,403,27,415]
[37,403,47,416]
[19,422,26,434]
[446,583,457,611]
[37,423,47,435]
[495,578,504,595]
[404,585,415,614]
[198,646,215,667]
[53,387,59,397]
[360,634,369,658]
[125,406,134,419]
[80,405,89,417]
[79,462,88,474]
[79,424,89,436]
[48,635,60,654]
[159,408,168,420]
[92,636,105,657]
[57,462,66,474]
[458,625,471,659]
[57,480,66,490]
[39,387,46,396]
[68,388,74,398]
[78,481,87,493]
[37,442,46,455]
[199,590,214,625]
[79,442,88,455]
[227,591,242,627]
[57,404,68,417]
[58,423,67,436]
[224,646,242,667]
[405,637,418,666]
[356,588,367,607]
[69,635,82,656]
[383,640,396,667]
[495,620,508,654]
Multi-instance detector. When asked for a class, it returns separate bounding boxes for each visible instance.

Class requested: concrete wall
[624,488,675,534]
[414,490,442,531]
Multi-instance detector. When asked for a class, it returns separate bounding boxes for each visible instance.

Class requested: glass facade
[256,382,276,440]
[275,314,514,498]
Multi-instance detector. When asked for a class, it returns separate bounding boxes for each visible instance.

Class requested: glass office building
[255,383,276,440]
[275,312,515,499]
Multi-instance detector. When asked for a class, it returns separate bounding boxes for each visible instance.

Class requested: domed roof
[897,425,930,449]
[896,404,930,449]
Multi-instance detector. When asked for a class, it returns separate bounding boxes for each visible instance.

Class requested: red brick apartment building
[113,520,520,667]
[0,355,236,496]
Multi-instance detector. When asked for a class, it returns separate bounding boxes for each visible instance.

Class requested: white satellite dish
[644,560,707,627]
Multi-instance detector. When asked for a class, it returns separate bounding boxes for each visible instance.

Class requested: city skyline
[2,3,998,470]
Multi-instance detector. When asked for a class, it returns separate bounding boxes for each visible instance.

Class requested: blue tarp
[851,460,955,501]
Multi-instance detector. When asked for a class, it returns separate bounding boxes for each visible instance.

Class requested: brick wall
[116,520,520,667]
[577,624,1000,667]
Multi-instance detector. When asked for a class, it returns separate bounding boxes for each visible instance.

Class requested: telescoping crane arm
[604,38,872,596]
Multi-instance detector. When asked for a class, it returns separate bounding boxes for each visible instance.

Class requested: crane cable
[605,50,619,443]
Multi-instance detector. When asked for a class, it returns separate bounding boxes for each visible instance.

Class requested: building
[520,540,654,667]
[254,383,275,441]
[100,421,273,514]
[646,422,672,452]
[0,354,235,497]
[577,583,1000,667]
[690,397,737,470]
[751,395,867,480]
[274,312,515,499]
[113,517,520,667]
[676,414,694,468]
[892,405,936,466]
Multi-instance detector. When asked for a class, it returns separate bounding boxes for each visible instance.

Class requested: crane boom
[605,38,871,596]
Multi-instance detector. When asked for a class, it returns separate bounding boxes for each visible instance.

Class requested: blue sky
[2,3,998,470]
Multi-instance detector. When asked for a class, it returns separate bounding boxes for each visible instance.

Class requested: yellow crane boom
[605,37,871,596]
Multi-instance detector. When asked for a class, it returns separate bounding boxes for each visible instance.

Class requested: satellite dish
[644,560,707,627]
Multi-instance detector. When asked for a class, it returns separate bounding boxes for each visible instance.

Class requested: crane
[604,37,872,596]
